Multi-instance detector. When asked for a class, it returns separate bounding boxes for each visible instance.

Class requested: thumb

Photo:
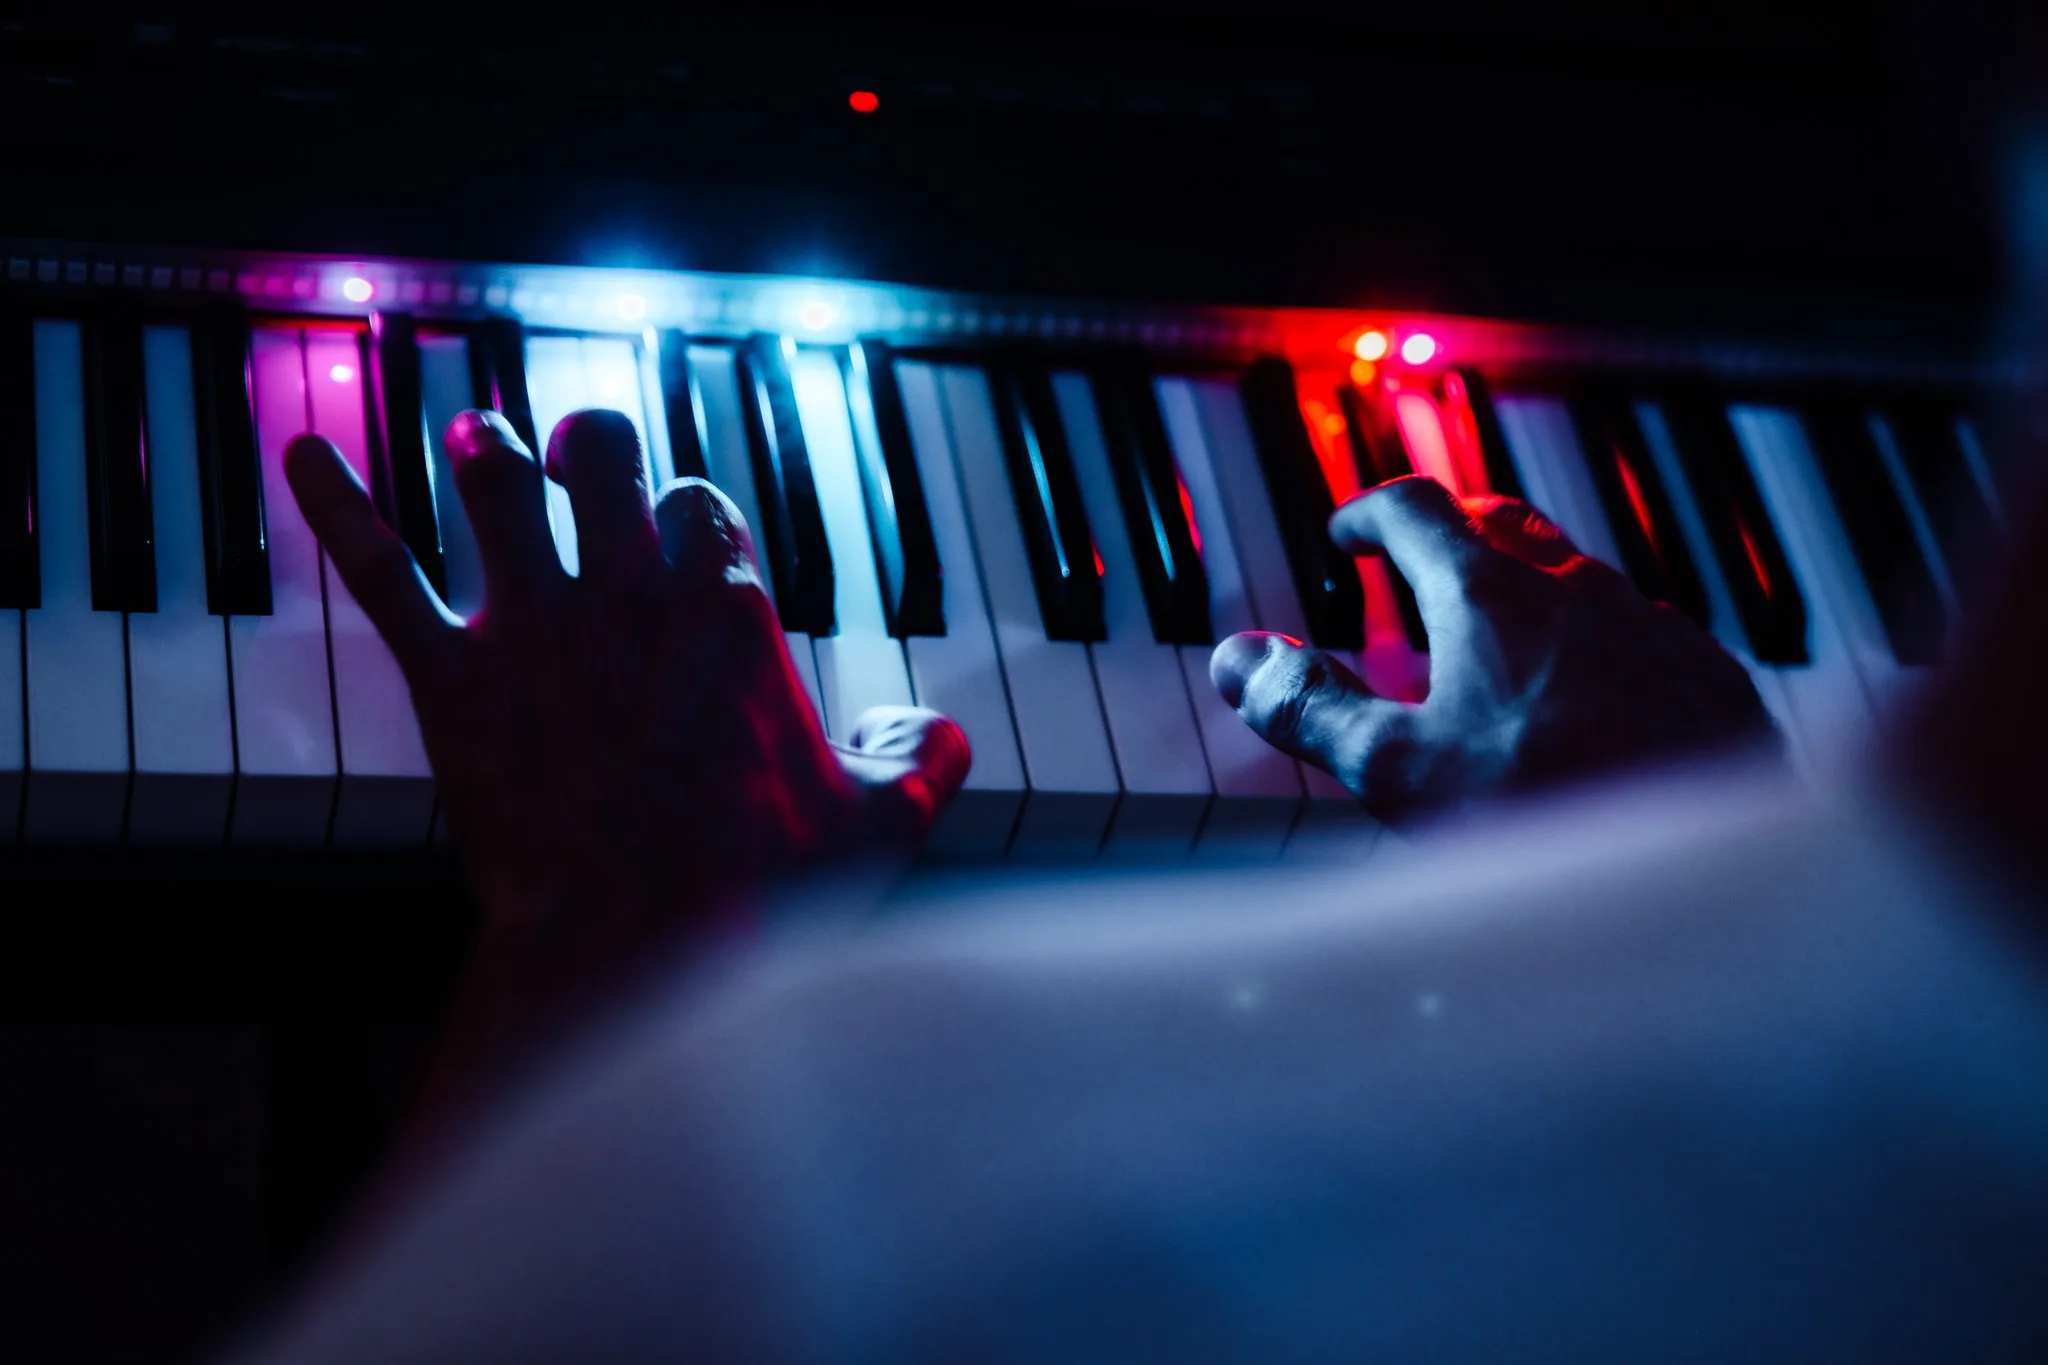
[836,706,972,847]
[1210,632,1402,793]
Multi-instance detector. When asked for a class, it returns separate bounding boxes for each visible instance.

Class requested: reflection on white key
[525,335,588,576]
[940,365,1118,855]
[1729,408,1886,762]
[688,344,825,717]
[1189,380,1379,854]
[128,326,235,843]
[581,336,661,491]
[231,330,338,844]
[1053,372,1209,858]
[1492,395,1626,572]
[419,335,488,618]
[307,331,435,846]
[26,320,130,843]
[895,362,1026,854]
[791,349,915,739]
[1633,403,1805,772]
[1157,378,1301,858]
[633,330,678,491]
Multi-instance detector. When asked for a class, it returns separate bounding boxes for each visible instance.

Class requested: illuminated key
[230,329,338,845]
[523,334,588,575]
[307,330,434,846]
[686,344,825,717]
[789,347,915,740]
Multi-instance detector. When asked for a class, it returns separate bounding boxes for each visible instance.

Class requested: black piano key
[1567,389,1711,628]
[190,306,270,616]
[845,339,944,637]
[0,300,40,608]
[1659,392,1807,664]
[471,317,541,458]
[82,305,157,613]
[735,334,835,635]
[1338,382,1427,651]
[1091,363,1212,646]
[1884,399,1998,583]
[366,313,446,600]
[1238,357,1364,652]
[989,362,1106,643]
[654,329,711,482]
[1799,400,1945,666]
[1445,368,1525,500]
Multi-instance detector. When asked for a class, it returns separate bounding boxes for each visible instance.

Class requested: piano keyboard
[0,250,2008,855]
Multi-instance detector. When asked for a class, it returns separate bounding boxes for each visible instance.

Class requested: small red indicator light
[848,90,880,114]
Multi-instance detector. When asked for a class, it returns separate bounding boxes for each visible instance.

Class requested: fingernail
[1210,632,1282,710]
[446,408,527,464]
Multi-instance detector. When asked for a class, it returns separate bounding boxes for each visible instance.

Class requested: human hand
[283,407,967,1038]
[1211,476,1775,823]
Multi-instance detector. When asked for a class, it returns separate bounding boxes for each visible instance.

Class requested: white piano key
[687,344,825,718]
[1729,407,1890,758]
[1632,402,1806,773]
[1155,378,1303,858]
[127,325,234,844]
[1491,394,1627,572]
[24,319,130,843]
[1187,379,1381,855]
[633,329,678,490]
[789,348,916,740]
[937,364,1119,855]
[895,362,1026,855]
[230,329,338,845]
[1052,371,1210,859]
[524,334,588,577]
[419,335,488,619]
[583,335,662,492]
[306,331,435,846]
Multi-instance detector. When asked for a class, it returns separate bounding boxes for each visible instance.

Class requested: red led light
[1353,330,1389,362]
[848,90,880,114]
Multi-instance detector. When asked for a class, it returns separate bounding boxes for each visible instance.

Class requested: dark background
[0,4,2033,1360]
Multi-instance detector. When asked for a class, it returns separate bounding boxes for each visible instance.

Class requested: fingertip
[446,408,531,464]
[654,476,758,585]
[1211,631,1289,710]
[282,432,347,492]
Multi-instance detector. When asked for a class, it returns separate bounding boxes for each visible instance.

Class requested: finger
[1463,494,1582,570]
[652,477,763,591]
[837,706,972,847]
[445,408,566,605]
[284,434,460,678]
[1329,475,1491,643]
[1210,632,1402,792]
[544,409,662,587]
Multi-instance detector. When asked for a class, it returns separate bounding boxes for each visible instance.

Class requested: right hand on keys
[1210,476,1777,824]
